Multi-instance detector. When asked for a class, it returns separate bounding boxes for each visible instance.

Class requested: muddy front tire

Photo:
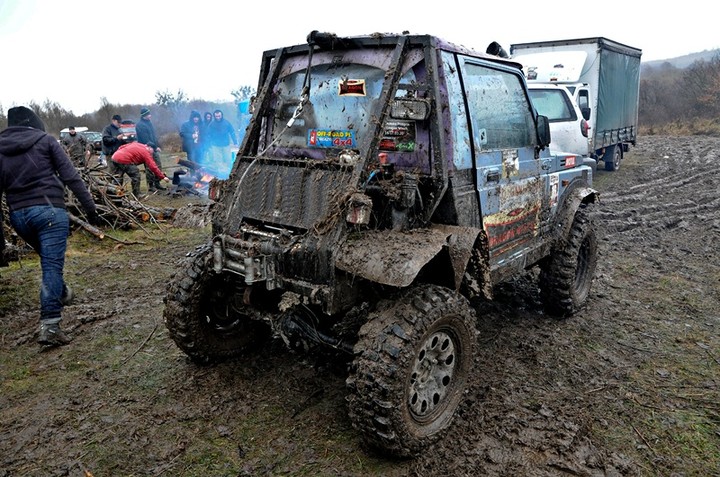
[163,243,269,364]
[539,204,598,317]
[346,284,477,457]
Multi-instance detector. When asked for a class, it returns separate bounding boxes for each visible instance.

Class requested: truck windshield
[528,88,577,122]
[262,47,422,158]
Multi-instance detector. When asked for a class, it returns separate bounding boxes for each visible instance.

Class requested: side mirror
[580,106,591,121]
[536,115,551,148]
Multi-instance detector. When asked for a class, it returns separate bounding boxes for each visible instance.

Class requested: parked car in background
[82,131,103,154]
[59,127,102,154]
[59,126,88,140]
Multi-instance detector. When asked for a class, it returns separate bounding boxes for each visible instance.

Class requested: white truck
[510,37,642,171]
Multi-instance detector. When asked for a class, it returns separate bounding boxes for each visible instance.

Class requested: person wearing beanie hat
[135,107,165,192]
[7,105,46,131]
[0,106,100,347]
[101,114,124,170]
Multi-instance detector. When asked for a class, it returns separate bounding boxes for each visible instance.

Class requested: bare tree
[230,86,255,104]
[682,54,720,118]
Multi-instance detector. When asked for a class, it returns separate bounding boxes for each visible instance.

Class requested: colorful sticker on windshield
[308,129,356,148]
[338,79,366,96]
[379,120,416,152]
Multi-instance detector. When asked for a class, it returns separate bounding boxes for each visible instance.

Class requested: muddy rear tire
[539,204,598,317]
[163,242,270,364]
[603,144,622,171]
[346,284,477,457]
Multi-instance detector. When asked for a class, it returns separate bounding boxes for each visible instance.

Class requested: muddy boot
[38,322,72,347]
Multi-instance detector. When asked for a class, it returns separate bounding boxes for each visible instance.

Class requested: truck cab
[526,82,591,158]
[515,51,593,158]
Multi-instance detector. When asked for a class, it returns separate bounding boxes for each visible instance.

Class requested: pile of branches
[1,165,179,265]
[68,165,178,238]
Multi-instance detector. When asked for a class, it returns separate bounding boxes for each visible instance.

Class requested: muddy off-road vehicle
[164,31,599,457]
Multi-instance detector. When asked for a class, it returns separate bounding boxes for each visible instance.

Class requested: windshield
[261,47,421,159]
[528,88,577,122]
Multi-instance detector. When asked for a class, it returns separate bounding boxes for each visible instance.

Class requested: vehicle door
[448,56,543,266]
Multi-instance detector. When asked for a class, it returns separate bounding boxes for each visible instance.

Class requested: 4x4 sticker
[308,129,356,148]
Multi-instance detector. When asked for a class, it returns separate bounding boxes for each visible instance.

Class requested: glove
[86,210,102,227]
[161,176,172,185]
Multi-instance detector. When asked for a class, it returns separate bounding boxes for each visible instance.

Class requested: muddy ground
[0,135,718,476]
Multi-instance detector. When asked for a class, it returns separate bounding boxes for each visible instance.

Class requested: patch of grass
[0,260,40,315]
[641,120,720,137]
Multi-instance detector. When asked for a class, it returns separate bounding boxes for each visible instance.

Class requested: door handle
[486,170,501,182]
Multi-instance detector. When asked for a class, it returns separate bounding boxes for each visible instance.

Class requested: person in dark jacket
[0,106,100,347]
[102,114,124,172]
[200,111,213,164]
[135,108,164,192]
[179,110,202,163]
[205,109,238,176]
[60,126,88,168]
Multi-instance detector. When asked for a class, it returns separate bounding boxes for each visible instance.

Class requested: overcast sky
[1,0,716,116]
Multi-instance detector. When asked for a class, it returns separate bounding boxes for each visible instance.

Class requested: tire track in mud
[411,136,719,477]
[595,137,720,240]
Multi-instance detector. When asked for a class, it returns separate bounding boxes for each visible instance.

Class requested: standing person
[111,121,171,198]
[179,110,202,164]
[0,106,100,346]
[203,111,213,129]
[101,114,124,171]
[60,126,88,169]
[135,107,164,192]
[205,109,238,177]
[200,111,213,165]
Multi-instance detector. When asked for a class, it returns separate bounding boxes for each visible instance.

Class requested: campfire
[172,158,215,196]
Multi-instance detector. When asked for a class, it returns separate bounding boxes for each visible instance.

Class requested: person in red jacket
[111,121,170,197]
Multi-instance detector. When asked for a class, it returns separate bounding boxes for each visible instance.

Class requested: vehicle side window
[529,89,577,122]
[462,62,536,151]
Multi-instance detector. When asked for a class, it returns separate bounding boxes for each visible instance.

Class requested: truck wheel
[163,242,269,364]
[346,284,477,457]
[539,204,598,317]
[603,145,622,171]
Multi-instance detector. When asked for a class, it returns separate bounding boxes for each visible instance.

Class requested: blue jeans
[9,206,69,324]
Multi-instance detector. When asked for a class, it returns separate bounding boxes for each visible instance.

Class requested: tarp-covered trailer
[511,37,642,171]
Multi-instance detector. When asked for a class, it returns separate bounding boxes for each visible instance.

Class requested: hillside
[643,48,720,69]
